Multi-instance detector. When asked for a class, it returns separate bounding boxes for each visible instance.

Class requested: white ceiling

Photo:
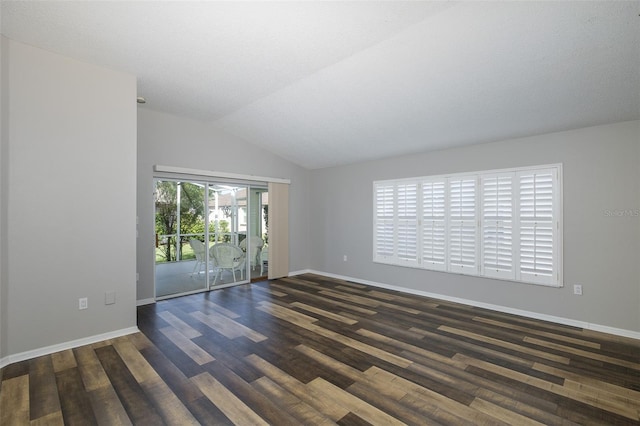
[2,1,639,169]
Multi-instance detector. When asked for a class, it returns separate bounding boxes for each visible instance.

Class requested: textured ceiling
[2,1,639,169]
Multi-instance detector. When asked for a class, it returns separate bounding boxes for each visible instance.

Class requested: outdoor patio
[155,258,268,298]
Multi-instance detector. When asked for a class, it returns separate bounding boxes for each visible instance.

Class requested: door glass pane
[155,180,177,263]
[245,187,268,280]
[208,184,251,287]
[154,179,208,298]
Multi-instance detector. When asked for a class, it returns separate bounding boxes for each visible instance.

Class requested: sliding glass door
[154,178,268,299]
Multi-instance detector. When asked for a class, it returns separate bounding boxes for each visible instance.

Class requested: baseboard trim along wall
[292,270,640,341]
[137,298,156,306]
[0,326,140,369]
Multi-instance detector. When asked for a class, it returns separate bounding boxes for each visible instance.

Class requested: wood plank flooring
[1,273,639,425]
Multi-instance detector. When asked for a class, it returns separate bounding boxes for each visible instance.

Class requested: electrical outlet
[105,292,116,305]
[79,297,88,310]
[573,285,583,296]
[343,255,348,262]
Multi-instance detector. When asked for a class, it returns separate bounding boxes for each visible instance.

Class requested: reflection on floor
[155,259,268,298]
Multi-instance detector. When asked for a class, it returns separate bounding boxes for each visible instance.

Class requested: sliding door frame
[153,166,290,299]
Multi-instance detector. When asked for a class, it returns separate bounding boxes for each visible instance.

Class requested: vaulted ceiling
[2,1,638,169]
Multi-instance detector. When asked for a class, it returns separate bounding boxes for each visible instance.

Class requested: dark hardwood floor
[1,273,639,425]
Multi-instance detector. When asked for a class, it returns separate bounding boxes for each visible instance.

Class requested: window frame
[373,164,563,287]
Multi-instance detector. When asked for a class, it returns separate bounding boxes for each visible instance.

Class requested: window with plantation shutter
[517,169,557,285]
[449,177,477,274]
[373,183,395,261]
[448,177,478,273]
[396,183,419,265]
[373,164,561,287]
[421,180,446,270]
[481,174,515,279]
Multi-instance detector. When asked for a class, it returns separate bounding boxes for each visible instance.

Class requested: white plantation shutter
[396,183,419,265]
[481,174,515,279]
[448,178,478,274]
[421,180,446,270]
[374,183,395,261]
[373,181,419,265]
[373,164,561,287]
[518,169,557,285]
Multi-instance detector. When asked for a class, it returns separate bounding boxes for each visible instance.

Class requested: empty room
[1,1,639,424]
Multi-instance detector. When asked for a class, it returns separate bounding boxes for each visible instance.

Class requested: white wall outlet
[105,292,116,305]
[573,285,583,295]
[79,297,88,310]
[343,255,347,262]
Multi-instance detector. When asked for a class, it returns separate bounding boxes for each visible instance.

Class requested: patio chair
[239,236,264,272]
[210,243,245,284]
[260,244,268,276]
[189,238,206,277]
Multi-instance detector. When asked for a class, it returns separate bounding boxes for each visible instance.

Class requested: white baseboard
[294,270,640,341]
[136,298,156,306]
[0,326,140,369]
[288,269,312,277]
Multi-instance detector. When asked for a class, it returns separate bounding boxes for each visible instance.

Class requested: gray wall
[136,109,310,301]
[310,120,640,332]
[1,38,137,357]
